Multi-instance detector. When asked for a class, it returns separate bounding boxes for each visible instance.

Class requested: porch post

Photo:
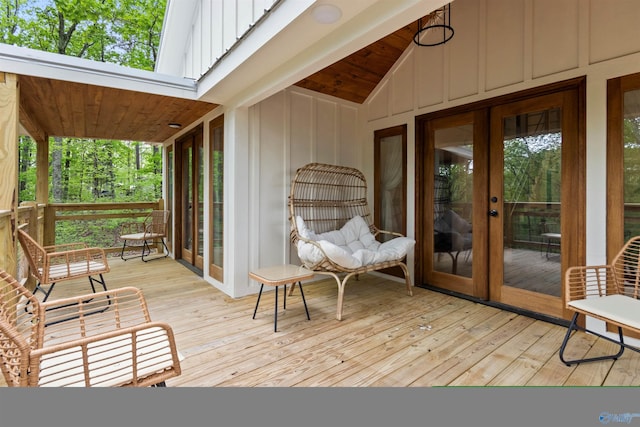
[225,106,251,298]
[0,72,19,277]
[36,132,49,203]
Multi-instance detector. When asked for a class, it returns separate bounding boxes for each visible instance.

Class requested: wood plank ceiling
[18,17,426,143]
[294,19,423,104]
[18,75,219,143]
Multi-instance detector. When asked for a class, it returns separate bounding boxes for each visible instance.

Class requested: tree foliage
[1,0,167,204]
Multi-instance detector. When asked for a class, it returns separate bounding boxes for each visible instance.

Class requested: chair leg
[141,238,169,262]
[42,274,112,326]
[35,281,56,302]
[121,239,147,261]
[559,312,626,366]
[120,240,128,260]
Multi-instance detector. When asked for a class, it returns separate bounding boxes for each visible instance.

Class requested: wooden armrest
[39,286,151,340]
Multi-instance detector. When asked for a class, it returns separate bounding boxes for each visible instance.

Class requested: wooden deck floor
[5,255,640,387]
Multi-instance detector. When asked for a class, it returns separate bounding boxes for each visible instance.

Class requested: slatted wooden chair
[119,210,170,262]
[289,162,415,321]
[17,228,110,304]
[0,269,181,387]
[560,235,640,365]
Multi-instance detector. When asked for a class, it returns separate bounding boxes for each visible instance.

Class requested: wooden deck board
[4,256,640,387]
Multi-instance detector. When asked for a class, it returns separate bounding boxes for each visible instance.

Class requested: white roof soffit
[196,0,446,107]
[0,43,199,99]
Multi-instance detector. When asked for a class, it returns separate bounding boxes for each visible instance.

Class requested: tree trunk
[51,137,63,202]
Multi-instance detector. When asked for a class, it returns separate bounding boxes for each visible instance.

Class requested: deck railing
[3,199,640,283]
[0,200,166,282]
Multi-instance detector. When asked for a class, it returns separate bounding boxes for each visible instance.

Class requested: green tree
[1,0,168,204]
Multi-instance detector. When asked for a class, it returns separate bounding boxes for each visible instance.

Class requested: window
[209,116,224,282]
[607,72,640,260]
[374,125,407,240]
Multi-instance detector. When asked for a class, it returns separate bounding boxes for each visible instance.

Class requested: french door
[417,80,584,320]
[175,126,204,271]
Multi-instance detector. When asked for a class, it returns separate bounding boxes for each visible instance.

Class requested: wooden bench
[559,235,640,365]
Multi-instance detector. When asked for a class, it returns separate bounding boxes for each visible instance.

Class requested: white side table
[249,264,314,332]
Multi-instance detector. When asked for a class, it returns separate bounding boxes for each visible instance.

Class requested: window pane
[624,89,640,240]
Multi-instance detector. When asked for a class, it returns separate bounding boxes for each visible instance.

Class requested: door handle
[488,209,498,217]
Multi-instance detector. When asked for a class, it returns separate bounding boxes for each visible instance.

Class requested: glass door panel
[623,89,640,240]
[433,124,474,278]
[194,142,204,269]
[209,117,224,282]
[489,93,569,319]
[422,111,484,297]
[176,126,204,272]
[501,108,562,296]
[181,143,193,263]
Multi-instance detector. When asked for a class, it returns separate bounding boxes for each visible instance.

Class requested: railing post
[17,202,39,291]
[0,73,18,279]
[44,205,56,246]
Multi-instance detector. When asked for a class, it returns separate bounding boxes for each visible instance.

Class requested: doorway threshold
[177,259,203,277]
[417,284,570,327]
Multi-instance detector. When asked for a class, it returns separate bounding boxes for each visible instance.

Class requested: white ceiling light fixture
[312,4,342,24]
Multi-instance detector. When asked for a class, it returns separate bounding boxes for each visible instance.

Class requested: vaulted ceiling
[17,15,425,143]
[295,19,422,104]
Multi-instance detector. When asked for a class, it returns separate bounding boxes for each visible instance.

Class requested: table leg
[298,281,310,320]
[252,283,264,319]
[274,285,278,332]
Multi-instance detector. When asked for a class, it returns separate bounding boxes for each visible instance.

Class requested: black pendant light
[413,3,454,47]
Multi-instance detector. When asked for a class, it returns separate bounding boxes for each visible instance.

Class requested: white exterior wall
[180,0,278,79]
[190,87,362,297]
[241,87,362,296]
[364,0,640,340]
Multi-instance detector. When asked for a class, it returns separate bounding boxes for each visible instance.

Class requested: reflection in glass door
[423,111,486,298]
[489,92,574,319]
[419,81,583,321]
[182,142,193,263]
[623,88,640,241]
[433,124,474,278]
[177,127,204,271]
[501,108,562,296]
[209,116,224,282]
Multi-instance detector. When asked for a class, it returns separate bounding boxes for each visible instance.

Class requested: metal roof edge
[0,43,199,99]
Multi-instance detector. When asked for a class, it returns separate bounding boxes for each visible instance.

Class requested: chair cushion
[568,294,640,331]
[45,260,109,281]
[38,326,180,387]
[296,216,415,269]
[120,232,164,241]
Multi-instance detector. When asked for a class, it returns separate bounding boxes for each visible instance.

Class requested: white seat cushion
[568,294,640,331]
[296,216,415,269]
[120,232,164,241]
[38,326,181,387]
[45,260,109,281]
